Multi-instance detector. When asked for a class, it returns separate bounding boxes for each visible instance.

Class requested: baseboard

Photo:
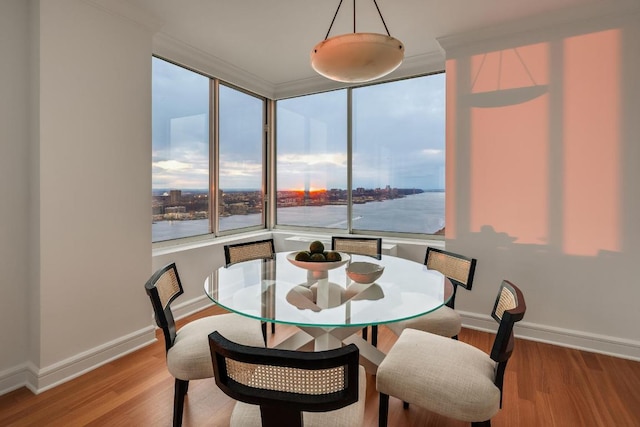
[460,311,640,362]
[0,363,31,396]
[0,295,215,397]
[23,325,157,395]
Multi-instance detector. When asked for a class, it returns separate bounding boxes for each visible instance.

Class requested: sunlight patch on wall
[563,29,620,256]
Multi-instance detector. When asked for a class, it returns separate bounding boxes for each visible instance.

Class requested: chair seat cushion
[376,328,500,422]
[167,313,264,380]
[386,305,462,338]
[230,366,367,427]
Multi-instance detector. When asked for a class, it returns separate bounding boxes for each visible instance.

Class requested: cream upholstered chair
[331,236,383,345]
[144,263,265,427]
[209,331,366,427]
[377,280,526,427]
[386,247,477,340]
[224,238,277,341]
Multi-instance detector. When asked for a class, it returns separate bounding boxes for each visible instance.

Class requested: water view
[152,192,444,242]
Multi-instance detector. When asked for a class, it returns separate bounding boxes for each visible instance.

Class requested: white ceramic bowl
[286,252,350,271]
[346,261,385,284]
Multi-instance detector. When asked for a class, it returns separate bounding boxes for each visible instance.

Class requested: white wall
[0,0,31,392]
[439,10,640,358]
[0,0,156,394]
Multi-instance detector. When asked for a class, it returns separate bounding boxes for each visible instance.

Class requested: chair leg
[403,401,409,409]
[371,325,378,347]
[173,379,189,427]
[271,322,276,334]
[362,326,368,340]
[472,421,491,427]
[379,393,389,427]
[452,334,459,340]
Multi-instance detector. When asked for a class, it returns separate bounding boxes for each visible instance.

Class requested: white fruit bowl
[346,261,385,284]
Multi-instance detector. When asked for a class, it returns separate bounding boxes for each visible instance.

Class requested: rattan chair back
[144,263,183,353]
[425,247,477,309]
[209,331,360,427]
[224,239,275,267]
[331,236,382,260]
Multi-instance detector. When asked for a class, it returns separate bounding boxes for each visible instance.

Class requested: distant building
[169,190,182,205]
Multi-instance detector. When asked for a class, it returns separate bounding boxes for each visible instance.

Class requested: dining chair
[386,247,477,340]
[208,331,366,427]
[377,280,526,427]
[144,263,265,427]
[331,236,383,345]
[224,238,276,267]
[331,236,382,260]
[224,238,277,341]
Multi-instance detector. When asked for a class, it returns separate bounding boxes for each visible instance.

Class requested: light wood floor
[1,306,639,426]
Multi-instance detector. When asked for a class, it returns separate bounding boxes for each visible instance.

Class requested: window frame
[152,56,269,244]
[272,72,446,240]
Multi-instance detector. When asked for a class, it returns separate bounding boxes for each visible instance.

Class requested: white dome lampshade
[311,0,404,83]
[311,32,404,83]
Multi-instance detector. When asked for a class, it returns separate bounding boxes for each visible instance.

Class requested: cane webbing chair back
[224,239,275,267]
[425,247,477,309]
[145,263,183,353]
[209,331,360,427]
[331,236,382,260]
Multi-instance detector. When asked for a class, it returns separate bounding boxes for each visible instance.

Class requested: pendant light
[311,0,404,83]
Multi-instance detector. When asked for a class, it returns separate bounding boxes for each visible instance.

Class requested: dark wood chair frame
[223,238,277,342]
[331,236,383,345]
[209,331,360,427]
[426,246,477,312]
[144,262,190,427]
[378,280,526,427]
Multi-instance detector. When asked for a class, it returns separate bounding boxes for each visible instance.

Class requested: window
[351,74,445,234]
[152,58,210,242]
[275,73,445,236]
[218,84,265,232]
[276,90,348,229]
[152,58,267,242]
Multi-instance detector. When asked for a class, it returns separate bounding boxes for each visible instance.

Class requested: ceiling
[100,0,636,97]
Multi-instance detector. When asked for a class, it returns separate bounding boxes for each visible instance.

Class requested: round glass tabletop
[204,251,453,329]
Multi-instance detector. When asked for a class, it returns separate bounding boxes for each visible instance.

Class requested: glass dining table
[204,251,453,374]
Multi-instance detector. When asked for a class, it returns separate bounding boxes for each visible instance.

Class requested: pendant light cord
[324,0,392,40]
[372,0,391,36]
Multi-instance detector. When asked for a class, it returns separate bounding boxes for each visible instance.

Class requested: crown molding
[153,33,276,99]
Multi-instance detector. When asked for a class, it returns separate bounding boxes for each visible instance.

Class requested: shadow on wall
[443,15,640,345]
